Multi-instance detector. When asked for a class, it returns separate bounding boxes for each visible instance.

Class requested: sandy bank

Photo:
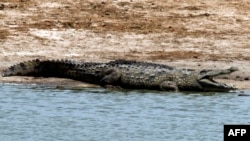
[0,0,249,90]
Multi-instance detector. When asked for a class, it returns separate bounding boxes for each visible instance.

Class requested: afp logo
[224,125,250,141]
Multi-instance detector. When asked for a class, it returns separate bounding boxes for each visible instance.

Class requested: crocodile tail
[2,59,42,77]
[2,59,105,85]
[1,59,79,78]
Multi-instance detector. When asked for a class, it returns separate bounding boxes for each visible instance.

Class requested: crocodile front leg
[100,68,121,87]
[159,81,178,91]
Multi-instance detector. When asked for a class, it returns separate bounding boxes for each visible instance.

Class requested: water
[0,83,249,141]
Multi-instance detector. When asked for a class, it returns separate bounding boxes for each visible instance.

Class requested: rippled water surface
[0,84,249,141]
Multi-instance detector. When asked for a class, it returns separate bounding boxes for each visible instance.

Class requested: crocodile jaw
[198,78,236,92]
[197,67,238,92]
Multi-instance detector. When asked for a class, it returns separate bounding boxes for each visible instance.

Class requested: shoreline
[0,77,249,91]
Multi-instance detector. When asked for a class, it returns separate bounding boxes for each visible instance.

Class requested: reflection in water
[0,84,249,141]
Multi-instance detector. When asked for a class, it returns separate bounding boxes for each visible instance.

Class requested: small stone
[238,93,250,96]
[0,4,4,10]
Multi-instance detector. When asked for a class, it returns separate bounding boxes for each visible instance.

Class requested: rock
[0,4,4,10]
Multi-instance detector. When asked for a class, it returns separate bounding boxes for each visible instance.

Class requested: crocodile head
[177,67,238,92]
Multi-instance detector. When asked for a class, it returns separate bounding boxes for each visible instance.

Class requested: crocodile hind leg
[159,81,178,91]
[100,68,121,88]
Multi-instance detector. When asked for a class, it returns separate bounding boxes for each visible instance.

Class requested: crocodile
[1,59,238,92]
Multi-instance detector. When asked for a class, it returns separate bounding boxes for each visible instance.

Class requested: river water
[0,83,249,141]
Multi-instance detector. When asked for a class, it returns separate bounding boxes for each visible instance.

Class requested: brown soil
[0,0,249,89]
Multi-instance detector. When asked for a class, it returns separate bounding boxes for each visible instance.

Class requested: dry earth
[0,0,249,90]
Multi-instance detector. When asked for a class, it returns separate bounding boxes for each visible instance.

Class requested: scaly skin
[1,59,238,92]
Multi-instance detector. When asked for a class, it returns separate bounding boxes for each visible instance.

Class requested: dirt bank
[0,0,249,89]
